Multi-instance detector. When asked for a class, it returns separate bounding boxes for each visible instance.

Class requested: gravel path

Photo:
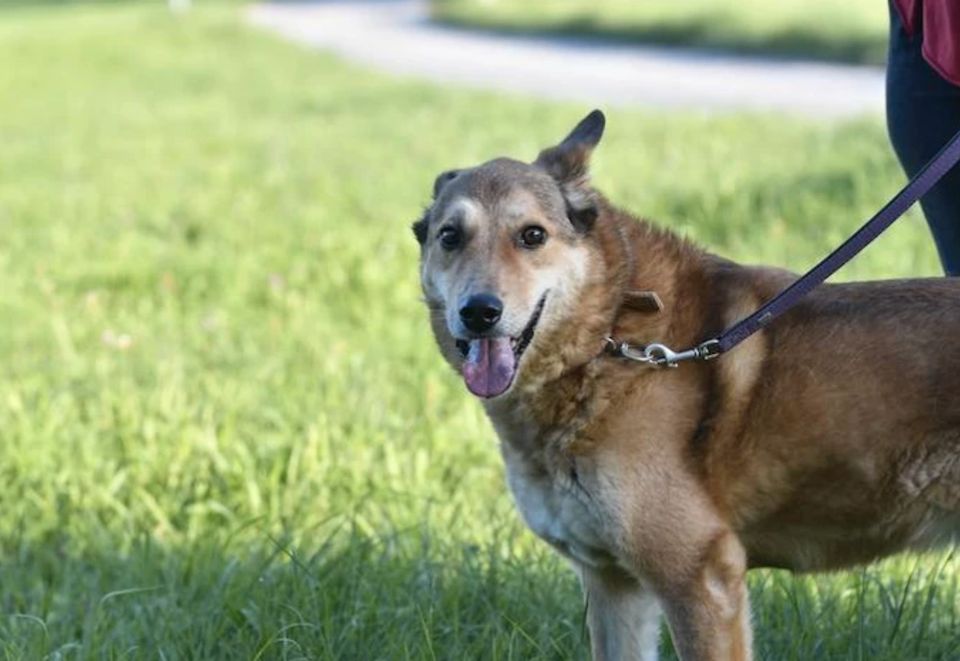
[248,0,886,118]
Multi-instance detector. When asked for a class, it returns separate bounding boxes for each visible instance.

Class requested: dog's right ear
[412,170,462,245]
[534,109,605,233]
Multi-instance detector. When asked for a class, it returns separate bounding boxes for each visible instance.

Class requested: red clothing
[894,0,960,86]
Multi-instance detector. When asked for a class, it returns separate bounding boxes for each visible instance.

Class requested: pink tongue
[461,337,517,398]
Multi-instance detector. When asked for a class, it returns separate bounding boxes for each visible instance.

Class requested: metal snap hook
[643,343,680,367]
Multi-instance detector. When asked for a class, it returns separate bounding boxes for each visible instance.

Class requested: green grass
[0,2,957,659]
[431,0,889,65]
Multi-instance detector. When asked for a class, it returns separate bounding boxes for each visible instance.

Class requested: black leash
[608,128,960,367]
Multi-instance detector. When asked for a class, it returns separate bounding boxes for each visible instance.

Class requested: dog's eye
[519,225,547,249]
[437,226,462,251]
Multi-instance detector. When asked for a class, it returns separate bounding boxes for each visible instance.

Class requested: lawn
[431,0,889,65]
[0,2,956,659]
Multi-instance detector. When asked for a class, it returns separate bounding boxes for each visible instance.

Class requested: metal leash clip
[605,338,721,368]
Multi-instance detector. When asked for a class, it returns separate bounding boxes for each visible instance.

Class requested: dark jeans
[886,3,960,275]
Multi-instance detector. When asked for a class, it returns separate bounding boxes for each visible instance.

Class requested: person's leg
[886,2,960,275]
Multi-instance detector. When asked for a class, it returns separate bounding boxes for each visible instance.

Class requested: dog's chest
[503,449,616,568]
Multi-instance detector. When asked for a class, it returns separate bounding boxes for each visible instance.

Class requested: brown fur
[415,111,960,660]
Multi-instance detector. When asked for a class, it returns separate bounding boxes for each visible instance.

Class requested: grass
[430,0,890,65]
[0,2,956,659]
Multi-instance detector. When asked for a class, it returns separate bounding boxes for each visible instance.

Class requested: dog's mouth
[455,292,548,399]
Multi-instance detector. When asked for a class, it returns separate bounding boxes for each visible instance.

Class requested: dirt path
[248,0,886,118]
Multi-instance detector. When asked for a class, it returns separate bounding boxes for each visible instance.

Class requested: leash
[607,127,960,368]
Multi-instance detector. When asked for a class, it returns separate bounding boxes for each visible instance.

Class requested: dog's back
[702,271,960,569]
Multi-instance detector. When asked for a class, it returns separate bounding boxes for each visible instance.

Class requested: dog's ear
[412,169,462,245]
[534,109,605,233]
[411,210,429,245]
[432,169,460,199]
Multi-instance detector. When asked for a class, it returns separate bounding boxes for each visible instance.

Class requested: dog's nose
[459,294,503,334]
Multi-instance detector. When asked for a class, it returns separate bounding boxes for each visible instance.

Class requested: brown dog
[413,110,960,660]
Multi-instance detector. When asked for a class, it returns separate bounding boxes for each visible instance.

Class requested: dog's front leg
[578,564,662,661]
[658,531,753,661]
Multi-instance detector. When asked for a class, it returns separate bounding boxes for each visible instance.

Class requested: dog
[413,110,960,660]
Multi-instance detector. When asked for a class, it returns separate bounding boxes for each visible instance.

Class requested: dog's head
[414,110,606,399]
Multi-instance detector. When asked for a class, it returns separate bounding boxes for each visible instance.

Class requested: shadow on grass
[0,525,590,659]
[0,522,957,659]
[431,12,887,66]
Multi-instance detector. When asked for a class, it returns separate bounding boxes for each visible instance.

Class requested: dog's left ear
[534,109,605,233]
[412,169,464,245]
[412,211,429,245]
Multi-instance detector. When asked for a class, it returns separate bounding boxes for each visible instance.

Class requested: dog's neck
[604,200,716,352]
[484,198,712,454]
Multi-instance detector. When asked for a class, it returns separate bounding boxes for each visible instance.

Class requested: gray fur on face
[413,110,606,245]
